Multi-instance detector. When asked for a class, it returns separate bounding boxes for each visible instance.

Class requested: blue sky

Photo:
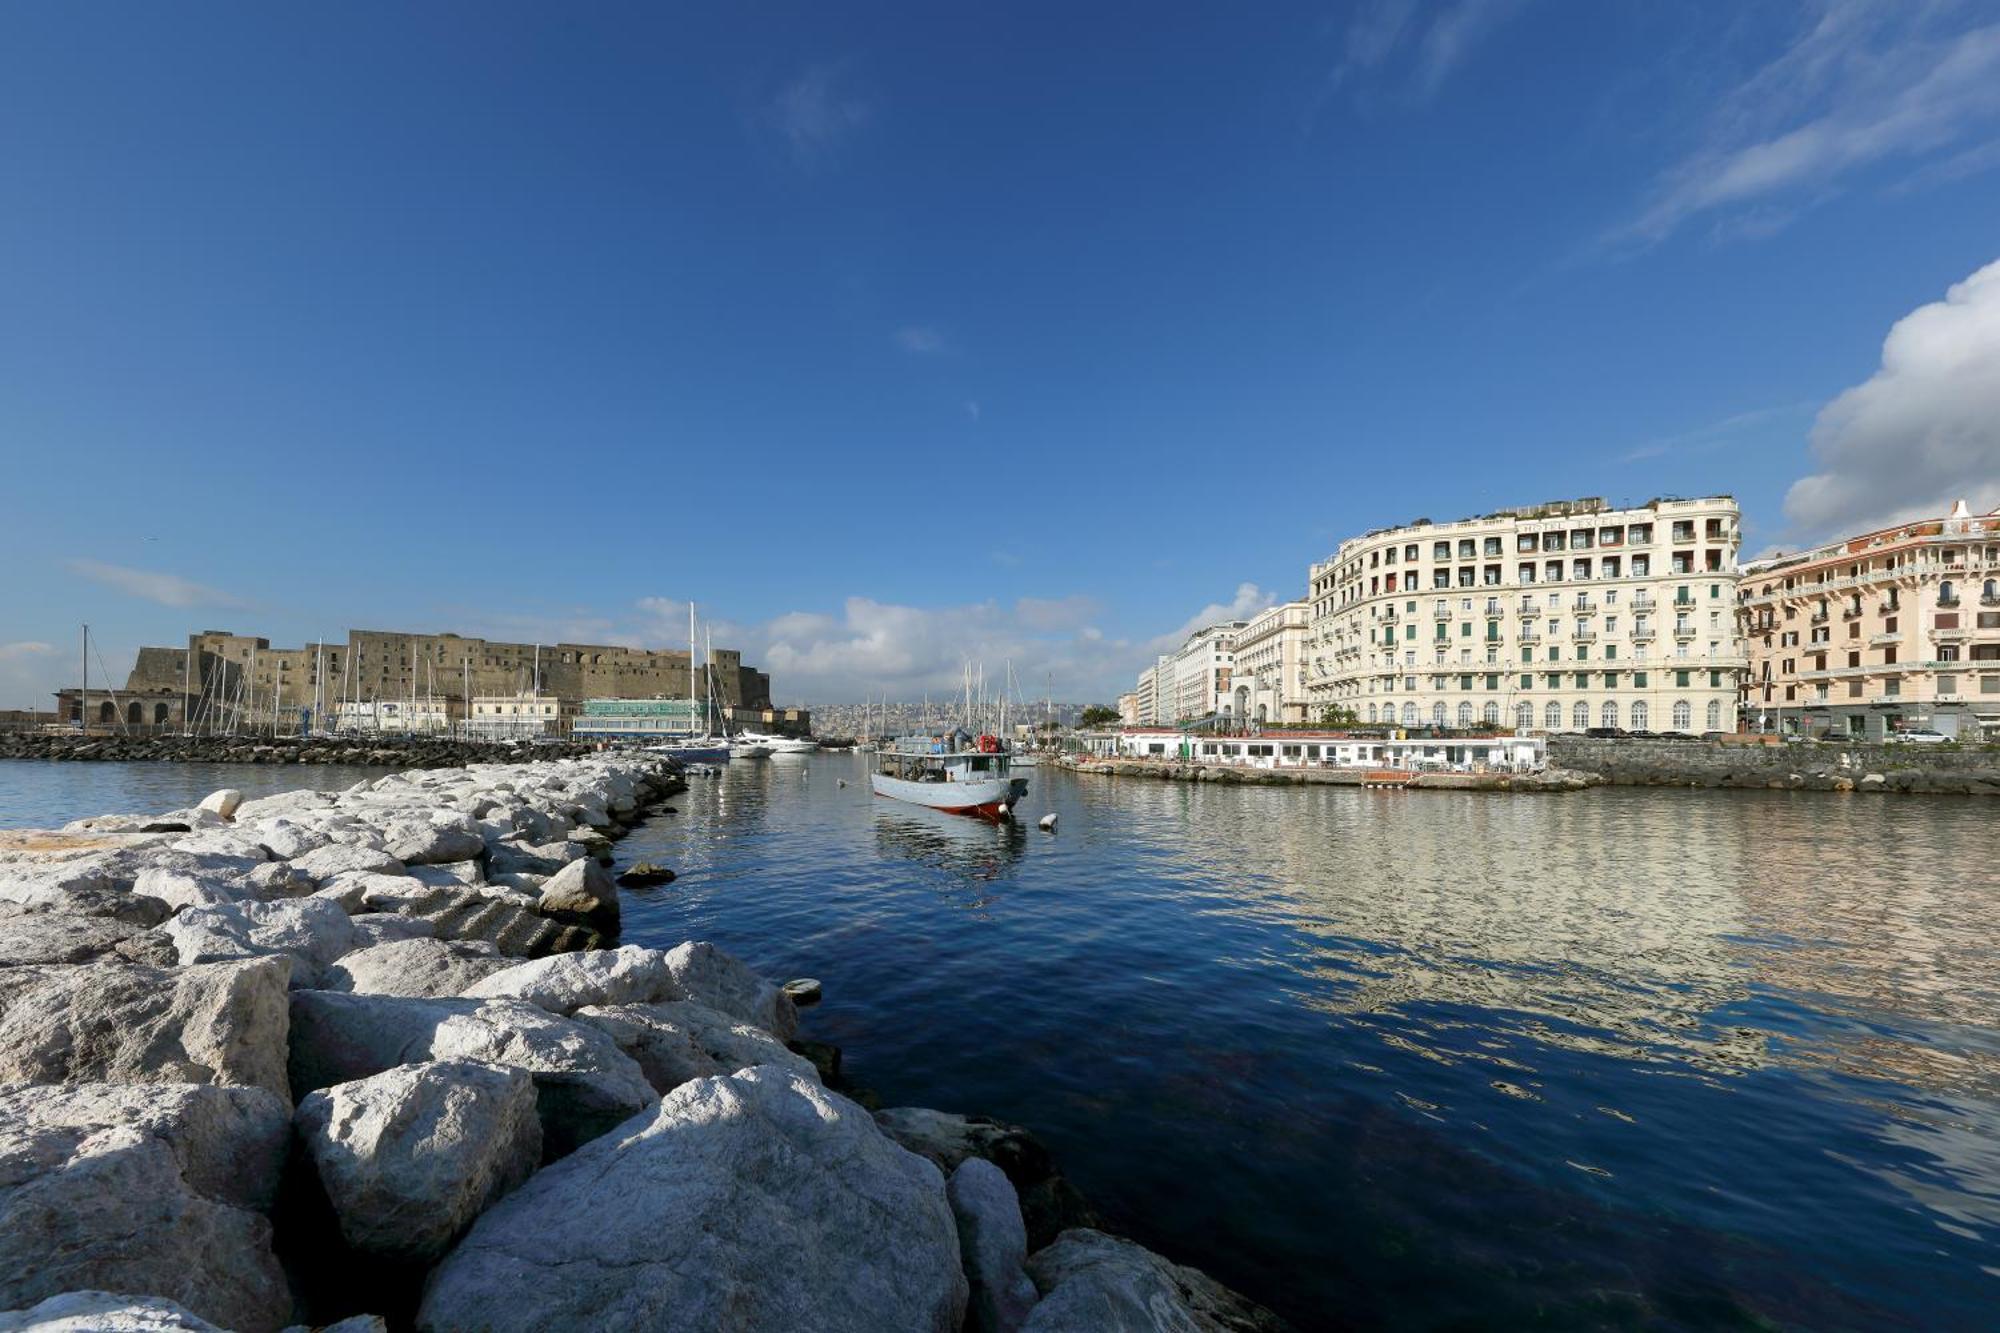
[4,1,1998,708]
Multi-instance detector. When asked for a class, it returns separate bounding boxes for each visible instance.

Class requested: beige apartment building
[1307,496,1746,734]
[1739,500,2000,740]
[1230,601,1311,723]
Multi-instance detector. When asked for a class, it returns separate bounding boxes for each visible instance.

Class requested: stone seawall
[1550,737,2000,795]
[0,732,594,767]
[0,753,1286,1331]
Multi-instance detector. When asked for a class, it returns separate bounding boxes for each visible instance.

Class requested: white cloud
[1322,0,1525,105]
[1145,582,1274,655]
[0,641,53,663]
[1782,257,2000,540]
[896,325,945,354]
[68,560,251,610]
[765,63,872,168]
[1617,9,2000,246]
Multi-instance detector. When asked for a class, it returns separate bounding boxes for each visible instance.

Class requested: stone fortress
[56,629,807,736]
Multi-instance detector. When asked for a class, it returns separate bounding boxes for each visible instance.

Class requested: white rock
[321,937,510,998]
[574,999,818,1094]
[168,831,271,861]
[949,1159,1039,1333]
[406,860,484,888]
[0,911,177,968]
[461,945,677,1015]
[0,1291,226,1331]
[294,1060,541,1260]
[247,819,330,861]
[663,940,797,1040]
[346,913,437,948]
[287,991,656,1159]
[0,957,292,1099]
[417,1066,966,1333]
[197,789,244,820]
[1021,1229,1282,1333]
[291,844,405,884]
[0,1082,292,1331]
[162,897,358,987]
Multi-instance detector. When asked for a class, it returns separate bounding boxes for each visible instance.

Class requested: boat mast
[181,638,192,736]
[80,624,87,734]
[688,600,697,741]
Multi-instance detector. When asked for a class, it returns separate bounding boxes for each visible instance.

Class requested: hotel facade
[1306,496,1746,734]
[1738,500,2000,740]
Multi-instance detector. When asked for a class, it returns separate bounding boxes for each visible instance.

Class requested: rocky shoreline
[0,753,1286,1331]
[0,732,595,767]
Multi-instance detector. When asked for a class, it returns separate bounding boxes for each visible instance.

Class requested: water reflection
[609,758,2000,1330]
[872,804,1027,881]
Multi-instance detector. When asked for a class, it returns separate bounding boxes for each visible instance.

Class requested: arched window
[1672,699,1692,730]
[1483,702,1500,727]
[1457,703,1473,727]
[1431,703,1447,727]
[1939,580,1956,604]
[1544,701,1562,731]
[1706,699,1723,730]
[1572,702,1590,731]
[1601,701,1618,730]
[1631,701,1649,730]
[1515,702,1533,731]
[1401,702,1417,726]
[125,702,142,725]
[154,702,170,725]
[98,701,116,723]
[1366,704,1377,723]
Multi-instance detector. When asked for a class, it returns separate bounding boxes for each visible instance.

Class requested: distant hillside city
[808,699,1092,740]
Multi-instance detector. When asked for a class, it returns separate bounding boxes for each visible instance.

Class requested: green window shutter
[1675,670,1690,687]
[1519,675,1532,690]
[1605,644,1617,660]
[1436,623,1447,641]
[1635,671,1648,687]
[1459,674,1473,690]
[1485,674,1499,691]
[1547,647,1558,662]
[1520,646,1532,663]
[1486,622,1499,641]
[1710,670,1721,687]
[1576,645,1589,661]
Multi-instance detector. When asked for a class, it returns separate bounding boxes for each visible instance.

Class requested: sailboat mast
[80,624,88,734]
[688,601,697,740]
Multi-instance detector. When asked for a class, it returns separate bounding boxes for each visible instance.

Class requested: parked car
[1658,731,1698,741]
[1584,726,1625,739]
[1625,729,1659,739]
[1699,730,1728,741]
[1891,730,1951,744]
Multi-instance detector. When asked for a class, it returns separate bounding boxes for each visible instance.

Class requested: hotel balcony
[1632,594,1656,612]
[1673,624,1697,639]
[1518,603,1540,618]
[1631,625,1656,641]
[1572,597,1596,613]
[1433,607,1452,620]
[1518,630,1542,645]
[1810,611,1829,624]
[1571,628,1597,643]
[1868,632,1902,647]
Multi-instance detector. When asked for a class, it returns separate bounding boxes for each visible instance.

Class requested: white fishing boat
[871,733,1028,820]
[728,740,771,759]
[737,730,817,755]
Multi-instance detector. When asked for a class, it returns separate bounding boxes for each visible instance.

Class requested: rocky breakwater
[1550,737,2000,795]
[0,755,1287,1332]
[0,732,594,766]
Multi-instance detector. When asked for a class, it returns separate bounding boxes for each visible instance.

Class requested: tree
[1077,705,1121,729]
[1320,705,1358,728]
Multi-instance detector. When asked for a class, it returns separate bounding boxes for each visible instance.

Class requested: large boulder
[0,865,171,925]
[341,880,601,958]
[320,939,509,1001]
[197,789,244,821]
[0,957,292,1099]
[574,999,818,1094]
[294,1060,541,1261]
[662,940,797,1040]
[287,991,655,1159]
[0,1082,293,1332]
[0,1291,227,1331]
[874,1107,1096,1251]
[1022,1230,1289,1333]
[384,821,485,868]
[291,845,405,885]
[533,859,619,932]
[162,899,358,987]
[950,1159,1039,1333]
[246,819,330,861]
[460,945,677,1015]
[417,1065,965,1333]
[0,910,177,968]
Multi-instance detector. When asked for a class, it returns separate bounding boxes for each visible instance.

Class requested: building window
[1631,701,1649,730]
[1672,699,1691,730]
[1602,701,1618,729]
[1515,702,1533,730]
[1706,699,1722,730]
[1545,701,1562,730]
[1457,703,1473,727]
[1402,703,1418,726]
[1483,702,1499,726]
[1572,702,1589,731]
[1366,704,1377,723]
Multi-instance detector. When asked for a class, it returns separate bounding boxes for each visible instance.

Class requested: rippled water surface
[0,760,398,829]
[4,755,1996,1329]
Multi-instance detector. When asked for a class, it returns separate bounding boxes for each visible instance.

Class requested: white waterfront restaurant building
[1306,495,1747,735]
[1075,727,1546,773]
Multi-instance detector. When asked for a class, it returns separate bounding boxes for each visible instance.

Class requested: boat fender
[1039,813,1057,831]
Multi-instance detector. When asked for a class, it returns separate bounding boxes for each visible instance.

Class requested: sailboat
[646,602,730,764]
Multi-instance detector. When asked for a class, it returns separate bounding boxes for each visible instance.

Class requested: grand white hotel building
[1307,496,1746,734]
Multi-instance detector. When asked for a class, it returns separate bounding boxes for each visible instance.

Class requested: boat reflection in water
[872,802,1027,885]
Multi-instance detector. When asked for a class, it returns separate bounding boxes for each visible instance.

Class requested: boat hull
[870,771,1029,819]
